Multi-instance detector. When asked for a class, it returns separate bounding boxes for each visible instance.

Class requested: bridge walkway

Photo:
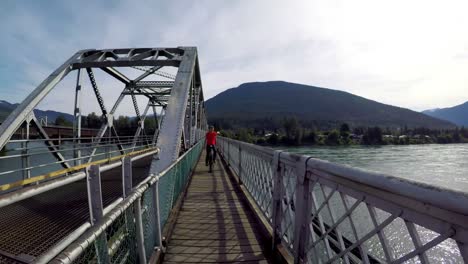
[163,151,271,263]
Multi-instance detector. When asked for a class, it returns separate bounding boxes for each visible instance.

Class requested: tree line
[217,117,468,146]
[54,113,158,136]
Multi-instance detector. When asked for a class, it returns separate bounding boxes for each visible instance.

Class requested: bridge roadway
[162,152,271,263]
[0,156,153,264]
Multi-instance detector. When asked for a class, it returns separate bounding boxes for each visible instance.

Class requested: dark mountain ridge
[206,81,455,130]
[422,102,468,126]
[0,100,74,124]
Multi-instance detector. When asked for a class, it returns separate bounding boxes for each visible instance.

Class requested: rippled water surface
[285,144,468,192]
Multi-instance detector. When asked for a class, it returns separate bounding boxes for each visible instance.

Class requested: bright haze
[1,0,468,115]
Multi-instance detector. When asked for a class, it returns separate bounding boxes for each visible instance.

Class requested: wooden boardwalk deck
[163,152,271,263]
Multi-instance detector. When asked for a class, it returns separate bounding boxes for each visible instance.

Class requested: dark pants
[205,145,216,164]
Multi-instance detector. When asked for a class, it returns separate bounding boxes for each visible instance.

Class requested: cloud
[1,0,468,116]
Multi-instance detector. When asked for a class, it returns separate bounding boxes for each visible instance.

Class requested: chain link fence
[49,140,203,264]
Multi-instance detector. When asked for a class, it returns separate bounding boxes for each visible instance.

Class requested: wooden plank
[171,232,262,241]
[180,207,251,213]
[178,211,250,222]
[163,253,267,262]
[173,222,259,230]
[176,218,259,225]
[166,244,264,254]
[164,260,269,264]
[172,227,260,236]
[168,238,262,247]
[181,202,245,208]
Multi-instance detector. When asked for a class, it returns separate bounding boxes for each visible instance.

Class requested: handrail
[0,147,159,208]
[49,140,204,263]
[0,146,157,192]
[217,136,468,264]
[0,135,155,190]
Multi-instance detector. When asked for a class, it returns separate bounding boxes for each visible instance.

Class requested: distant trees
[55,115,72,127]
[282,117,303,145]
[362,127,383,145]
[303,130,317,144]
[325,130,340,145]
[218,121,468,147]
[340,123,351,144]
[81,112,102,128]
[267,133,279,145]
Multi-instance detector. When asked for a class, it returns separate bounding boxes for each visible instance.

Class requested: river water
[285,143,468,193]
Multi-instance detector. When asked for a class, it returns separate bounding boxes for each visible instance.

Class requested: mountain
[0,100,16,121]
[0,100,74,124]
[422,102,468,126]
[205,81,455,130]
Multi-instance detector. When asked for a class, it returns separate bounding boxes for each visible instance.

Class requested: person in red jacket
[205,125,217,165]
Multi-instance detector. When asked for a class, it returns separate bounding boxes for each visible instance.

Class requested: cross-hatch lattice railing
[217,136,468,264]
[47,140,204,264]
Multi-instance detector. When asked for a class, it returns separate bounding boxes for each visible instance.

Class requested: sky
[1,0,468,116]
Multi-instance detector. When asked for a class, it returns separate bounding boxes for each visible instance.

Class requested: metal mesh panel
[158,166,175,231]
[142,187,156,261]
[157,140,203,233]
[305,176,465,264]
[220,139,274,223]
[279,165,297,251]
[108,206,137,264]
[70,204,138,264]
[70,243,98,264]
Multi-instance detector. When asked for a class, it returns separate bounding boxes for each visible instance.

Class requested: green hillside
[205,81,454,130]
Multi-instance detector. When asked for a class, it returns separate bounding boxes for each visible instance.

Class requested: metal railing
[48,139,204,264]
[217,137,468,264]
[0,135,155,193]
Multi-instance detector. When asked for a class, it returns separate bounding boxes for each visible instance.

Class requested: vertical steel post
[86,165,110,263]
[22,120,31,179]
[227,138,230,166]
[135,197,147,264]
[238,144,243,184]
[106,127,111,160]
[122,157,132,197]
[151,105,159,146]
[187,83,193,146]
[292,157,313,264]
[152,177,163,248]
[192,87,199,144]
[73,69,83,166]
[122,157,139,262]
[271,150,284,248]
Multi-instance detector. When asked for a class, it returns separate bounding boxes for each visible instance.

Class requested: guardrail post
[293,157,312,264]
[271,150,284,248]
[152,176,163,249]
[86,165,110,263]
[238,144,243,184]
[122,157,132,198]
[227,138,230,166]
[135,197,147,264]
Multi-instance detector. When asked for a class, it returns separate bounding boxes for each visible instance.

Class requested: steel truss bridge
[0,47,466,264]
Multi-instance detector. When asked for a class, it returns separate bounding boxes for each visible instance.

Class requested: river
[285,143,468,193]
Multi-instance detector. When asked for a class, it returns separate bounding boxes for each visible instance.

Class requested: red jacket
[206,131,217,145]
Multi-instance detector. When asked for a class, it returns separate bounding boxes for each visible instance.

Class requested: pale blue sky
[1,0,468,115]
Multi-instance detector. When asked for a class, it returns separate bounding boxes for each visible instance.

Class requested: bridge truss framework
[0,47,207,180]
